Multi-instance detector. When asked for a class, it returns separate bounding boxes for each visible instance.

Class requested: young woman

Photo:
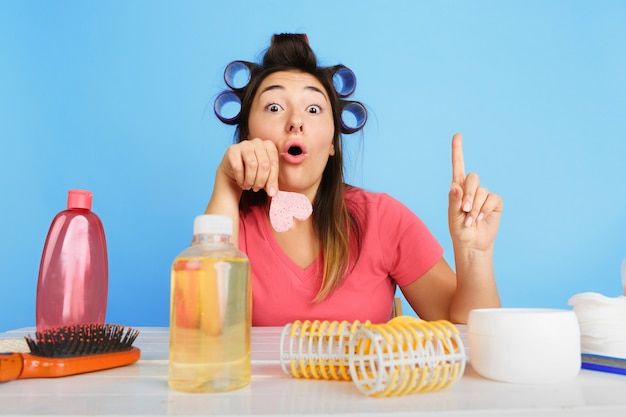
[206,34,502,325]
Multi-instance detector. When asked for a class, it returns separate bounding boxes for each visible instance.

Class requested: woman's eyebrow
[305,85,329,101]
[259,84,284,95]
[259,85,328,101]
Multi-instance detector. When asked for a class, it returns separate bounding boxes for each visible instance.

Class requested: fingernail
[269,186,276,197]
[464,215,473,227]
[477,212,485,222]
[463,201,472,212]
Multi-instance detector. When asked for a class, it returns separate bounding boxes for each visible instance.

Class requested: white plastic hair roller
[279,316,466,397]
[280,319,369,381]
[349,316,466,396]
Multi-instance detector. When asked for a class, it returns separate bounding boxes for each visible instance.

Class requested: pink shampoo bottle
[36,190,108,332]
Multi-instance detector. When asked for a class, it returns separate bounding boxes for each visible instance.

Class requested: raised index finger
[451,133,465,185]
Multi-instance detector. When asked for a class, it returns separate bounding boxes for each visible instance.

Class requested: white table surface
[2,325,626,416]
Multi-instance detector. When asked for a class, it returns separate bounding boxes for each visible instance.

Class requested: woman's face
[247,70,335,200]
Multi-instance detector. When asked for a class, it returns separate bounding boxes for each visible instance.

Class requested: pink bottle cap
[67,189,93,210]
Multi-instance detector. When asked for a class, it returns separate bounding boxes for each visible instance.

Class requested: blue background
[1,0,624,331]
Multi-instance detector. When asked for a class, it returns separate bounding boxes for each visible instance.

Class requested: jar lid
[468,308,579,338]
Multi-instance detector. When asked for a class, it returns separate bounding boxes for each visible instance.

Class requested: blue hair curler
[224,61,254,91]
[214,91,241,125]
[340,101,367,134]
[332,66,357,98]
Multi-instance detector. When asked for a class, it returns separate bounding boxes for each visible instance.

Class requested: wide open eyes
[214,61,368,134]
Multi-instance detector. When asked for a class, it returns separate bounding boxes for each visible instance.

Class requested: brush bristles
[25,323,139,358]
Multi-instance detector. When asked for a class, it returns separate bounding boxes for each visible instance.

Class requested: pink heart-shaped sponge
[269,191,313,232]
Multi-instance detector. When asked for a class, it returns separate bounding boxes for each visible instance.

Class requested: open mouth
[287,146,303,156]
[282,141,308,164]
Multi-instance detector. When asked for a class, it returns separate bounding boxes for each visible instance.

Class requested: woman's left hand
[448,133,503,252]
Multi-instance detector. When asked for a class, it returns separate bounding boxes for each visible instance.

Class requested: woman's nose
[288,114,304,133]
[289,122,303,133]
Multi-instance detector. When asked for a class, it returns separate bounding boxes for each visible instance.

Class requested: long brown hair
[228,34,363,301]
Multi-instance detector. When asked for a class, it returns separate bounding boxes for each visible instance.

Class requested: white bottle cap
[193,214,232,236]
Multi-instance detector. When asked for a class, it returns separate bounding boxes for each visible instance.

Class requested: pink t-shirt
[239,187,443,326]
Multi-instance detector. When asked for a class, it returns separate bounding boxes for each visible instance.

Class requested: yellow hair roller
[279,316,466,397]
[280,319,369,381]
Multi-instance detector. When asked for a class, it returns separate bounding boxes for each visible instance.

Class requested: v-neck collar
[259,211,322,282]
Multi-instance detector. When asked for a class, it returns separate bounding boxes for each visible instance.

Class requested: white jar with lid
[468,308,581,384]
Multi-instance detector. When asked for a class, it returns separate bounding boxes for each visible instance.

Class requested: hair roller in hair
[332,65,357,98]
[214,91,241,125]
[340,101,368,134]
[223,60,255,91]
[279,316,466,397]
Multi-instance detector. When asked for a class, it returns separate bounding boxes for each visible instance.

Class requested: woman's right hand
[218,138,280,197]
[205,138,280,247]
